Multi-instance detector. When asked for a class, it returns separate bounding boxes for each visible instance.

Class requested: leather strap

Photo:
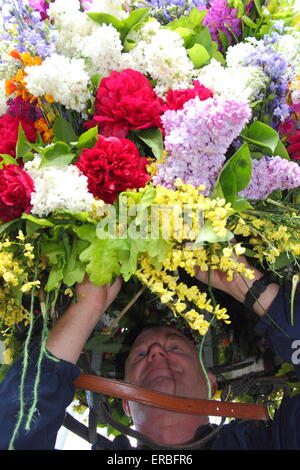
[74,373,269,421]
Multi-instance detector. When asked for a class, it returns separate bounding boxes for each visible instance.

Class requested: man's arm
[195,256,300,378]
[0,276,122,449]
[46,276,122,364]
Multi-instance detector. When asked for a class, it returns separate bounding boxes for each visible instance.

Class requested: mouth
[142,367,175,387]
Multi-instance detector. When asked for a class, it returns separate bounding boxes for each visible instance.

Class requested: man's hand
[46,276,122,364]
[194,256,279,317]
[194,254,260,303]
[76,275,122,315]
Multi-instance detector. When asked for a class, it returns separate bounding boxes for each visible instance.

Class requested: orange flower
[6,51,42,102]
[34,118,53,144]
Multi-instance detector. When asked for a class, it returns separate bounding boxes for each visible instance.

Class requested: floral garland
[0,0,299,441]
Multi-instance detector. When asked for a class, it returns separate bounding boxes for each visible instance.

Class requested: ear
[208,372,217,398]
[122,399,132,417]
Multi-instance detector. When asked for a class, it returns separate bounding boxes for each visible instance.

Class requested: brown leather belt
[74,373,270,421]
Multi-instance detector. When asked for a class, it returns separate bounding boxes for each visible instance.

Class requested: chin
[146,377,176,395]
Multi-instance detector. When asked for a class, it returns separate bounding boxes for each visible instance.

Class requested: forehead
[131,326,194,350]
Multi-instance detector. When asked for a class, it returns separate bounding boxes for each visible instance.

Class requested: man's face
[124,326,210,399]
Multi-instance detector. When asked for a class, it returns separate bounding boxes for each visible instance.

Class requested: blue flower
[134,0,207,24]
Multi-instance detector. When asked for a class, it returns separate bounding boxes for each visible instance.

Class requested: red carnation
[286,130,300,160]
[90,69,166,138]
[76,135,150,203]
[0,164,35,222]
[0,114,37,157]
[165,81,213,111]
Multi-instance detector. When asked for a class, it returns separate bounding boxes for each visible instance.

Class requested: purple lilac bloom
[244,37,290,127]
[0,0,56,58]
[202,0,242,48]
[239,156,300,200]
[153,96,251,194]
[134,0,207,25]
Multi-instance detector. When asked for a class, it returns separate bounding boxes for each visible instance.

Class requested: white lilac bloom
[128,20,194,95]
[79,24,124,77]
[226,41,257,68]
[48,0,97,58]
[0,79,7,116]
[276,31,300,73]
[24,54,92,114]
[25,155,95,217]
[0,40,19,80]
[197,59,267,104]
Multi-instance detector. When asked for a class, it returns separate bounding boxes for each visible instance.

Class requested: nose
[148,343,166,361]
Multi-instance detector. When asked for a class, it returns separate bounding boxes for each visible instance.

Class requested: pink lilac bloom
[202,0,242,48]
[239,156,300,200]
[153,96,251,193]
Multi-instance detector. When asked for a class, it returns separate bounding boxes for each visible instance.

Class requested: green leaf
[194,220,234,244]
[120,237,170,281]
[242,14,258,28]
[39,142,75,167]
[41,240,66,265]
[63,239,87,286]
[21,213,55,227]
[212,144,252,202]
[52,116,78,144]
[273,138,290,160]
[0,154,18,168]
[253,0,263,16]
[134,127,163,159]
[88,9,149,43]
[187,43,210,68]
[188,6,207,27]
[90,74,102,89]
[124,39,137,52]
[87,12,125,32]
[231,196,253,211]
[193,27,213,54]
[46,265,64,291]
[123,8,150,38]
[217,29,229,51]
[174,27,194,47]
[74,225,123,285]
[270,252,293,270]
[166,7,206,31]
[241,121,279,153]
[75,126,98,150]
[213,164,237,204]
[16,123,33,160]
[0,218,22,236]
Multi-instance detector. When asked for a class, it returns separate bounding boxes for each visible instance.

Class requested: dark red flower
[0,164,35,222]
[0,114,37,157]
[90,69,166,138]
[165,81,213,111]
[76,135,150,203]
[286,130,300,160]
